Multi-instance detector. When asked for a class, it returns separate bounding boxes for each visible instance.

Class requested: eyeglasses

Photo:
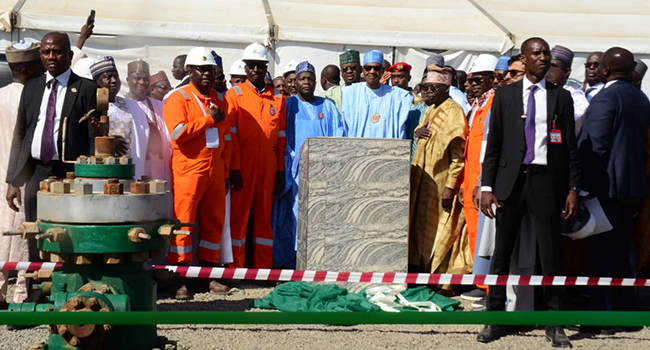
[363,65,382,72]
[419,84,441,92]
[245,62,267,70]
[190,65,213,73]
[341,65,359,72]
[507,69,525,77]
[585,61,599,69]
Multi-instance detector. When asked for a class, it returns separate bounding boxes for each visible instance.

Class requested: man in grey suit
[578,48,650,326]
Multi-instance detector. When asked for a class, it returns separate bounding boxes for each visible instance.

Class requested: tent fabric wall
[3,1,650,93]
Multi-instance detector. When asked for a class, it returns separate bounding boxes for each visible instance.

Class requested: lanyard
[191,92,213,116]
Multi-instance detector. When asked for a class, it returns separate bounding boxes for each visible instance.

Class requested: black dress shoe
[477,325,505,343]
[545,326,572,348]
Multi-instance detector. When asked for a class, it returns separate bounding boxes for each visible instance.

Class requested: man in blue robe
[272,61,345,268]
[341,50,413,138]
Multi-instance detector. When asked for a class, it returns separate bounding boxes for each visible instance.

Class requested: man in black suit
[578,48,650,320]
[5,33,99,313]
[477,37,581,348]
[6,32,100,222]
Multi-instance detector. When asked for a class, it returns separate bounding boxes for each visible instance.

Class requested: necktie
[40,79,58,164]
[523,84,537,164]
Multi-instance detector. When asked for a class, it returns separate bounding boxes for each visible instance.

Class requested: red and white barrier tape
[2,262,647,287]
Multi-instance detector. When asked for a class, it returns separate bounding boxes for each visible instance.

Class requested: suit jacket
[577,80,650,198]
[6,71,100,187]
[482,79,581,201]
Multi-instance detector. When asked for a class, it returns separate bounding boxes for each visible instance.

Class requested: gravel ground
[1,280,649,350]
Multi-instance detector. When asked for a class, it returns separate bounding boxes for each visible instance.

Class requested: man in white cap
[226,43,286,269]
[124,60,172,184]
[341,49,412,138]
[229,60,247,88]
[90,56,132,157]
[163,47,232,298]
[282,60,299,96]
[0,41,44,310]
[458,53,498,308]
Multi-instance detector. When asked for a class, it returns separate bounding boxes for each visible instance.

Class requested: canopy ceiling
[4,0,650,54]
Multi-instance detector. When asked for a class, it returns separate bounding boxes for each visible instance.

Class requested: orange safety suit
[163,82,231,264]
[226,81,286,268]
[461,94,494,259]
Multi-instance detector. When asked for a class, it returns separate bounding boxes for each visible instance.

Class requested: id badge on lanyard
[550,114,563,144]
[192,93,219,148]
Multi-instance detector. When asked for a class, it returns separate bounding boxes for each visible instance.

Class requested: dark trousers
[488,167,564,311]
[23,160,65,303]
[584,197,640,312]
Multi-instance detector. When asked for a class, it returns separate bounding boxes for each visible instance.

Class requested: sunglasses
[467,76,488,85]
[190,65,213,73]
[341,66,359,72]
[245,62,267,70]
[507,69,525,77]
[585,61,599,69]
[363,65,382,72]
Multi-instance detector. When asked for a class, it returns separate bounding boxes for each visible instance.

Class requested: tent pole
[466,0,514,47]
[262,0,277,77]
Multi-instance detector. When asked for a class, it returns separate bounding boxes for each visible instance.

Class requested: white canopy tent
[0,0,649,92]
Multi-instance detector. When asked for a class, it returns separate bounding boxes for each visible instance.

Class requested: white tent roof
[7,1,650,54]
[2,1,650,92]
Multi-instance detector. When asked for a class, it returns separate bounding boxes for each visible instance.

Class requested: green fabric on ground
[252,282,460,312]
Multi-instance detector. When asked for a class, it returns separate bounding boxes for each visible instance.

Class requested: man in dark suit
[578,48,650,322]
[5,32,99,313]
[477,37,581,348]
[6,31,100,222]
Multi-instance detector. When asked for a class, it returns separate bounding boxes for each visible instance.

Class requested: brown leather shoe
[175,284,190,300]
[209,280,230,294]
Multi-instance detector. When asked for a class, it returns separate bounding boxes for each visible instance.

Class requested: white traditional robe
[125,96,172,186]
[0,82,28,303]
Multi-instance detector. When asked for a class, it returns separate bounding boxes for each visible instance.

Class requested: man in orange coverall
[227,43,286,269]
[164,47,231,299]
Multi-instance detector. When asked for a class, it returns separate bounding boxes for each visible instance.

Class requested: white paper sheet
[583,198,613,234]
[205,127,219,149]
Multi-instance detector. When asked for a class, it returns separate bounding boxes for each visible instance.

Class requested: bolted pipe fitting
[128,227,151,243]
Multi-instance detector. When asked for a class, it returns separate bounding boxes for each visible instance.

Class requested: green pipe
[0,311,649,326]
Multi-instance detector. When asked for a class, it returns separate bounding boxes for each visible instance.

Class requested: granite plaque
[297,137,410,292]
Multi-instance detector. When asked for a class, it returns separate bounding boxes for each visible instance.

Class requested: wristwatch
[569,187,580,192]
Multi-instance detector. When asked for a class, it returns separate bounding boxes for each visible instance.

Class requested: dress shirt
[584,82,604,102]
[482,77,548,193]
[604,79,620,89]
[522,76,548,166]
[248,80,266,94]
[31,69,71,161]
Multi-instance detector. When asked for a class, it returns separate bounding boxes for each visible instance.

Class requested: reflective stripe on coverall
[163,83,231,264]
[226,82,286,268]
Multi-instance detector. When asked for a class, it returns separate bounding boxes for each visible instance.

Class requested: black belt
[521,164,547,174]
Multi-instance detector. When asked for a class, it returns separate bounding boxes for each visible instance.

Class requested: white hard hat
[468,54,499,74]
[73,57,95,80]
[229,60,247,76]
[282,60,299,75]
[185,47,217,66]
[242,43,268,62]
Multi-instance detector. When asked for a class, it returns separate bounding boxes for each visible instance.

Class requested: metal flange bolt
[3,222,41,240]
[24,269,53,281]
[128,227,151,243]
[36,227,67,243]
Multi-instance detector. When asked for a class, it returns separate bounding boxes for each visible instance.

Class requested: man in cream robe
[0,42,44,306]
[409,70,470,276]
